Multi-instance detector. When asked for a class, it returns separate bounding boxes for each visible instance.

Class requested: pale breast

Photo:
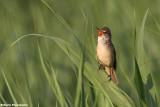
[97,43,114,66]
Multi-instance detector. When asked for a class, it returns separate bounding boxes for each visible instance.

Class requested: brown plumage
[96,27,118,84]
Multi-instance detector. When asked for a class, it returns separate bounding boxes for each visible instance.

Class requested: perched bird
[96,26,118,84]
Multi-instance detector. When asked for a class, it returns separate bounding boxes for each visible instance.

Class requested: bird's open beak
[96,27,104,36]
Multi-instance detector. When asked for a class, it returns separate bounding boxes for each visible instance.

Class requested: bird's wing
[113,45,117,70]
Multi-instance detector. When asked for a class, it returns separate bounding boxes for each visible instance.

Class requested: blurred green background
[0,0,160,107]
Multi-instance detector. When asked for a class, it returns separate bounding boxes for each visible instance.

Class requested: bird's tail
[110,68,118,84]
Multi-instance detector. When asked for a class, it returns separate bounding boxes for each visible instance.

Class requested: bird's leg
[97,59,105,71]
[98,64,105,71]
[108,75,111,81]
[108,68,112,81]
[105,67,111,81]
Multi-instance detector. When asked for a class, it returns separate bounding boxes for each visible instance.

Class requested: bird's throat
[98,36,111,47]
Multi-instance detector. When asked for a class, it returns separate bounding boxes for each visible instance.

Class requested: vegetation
[0,0,160,107]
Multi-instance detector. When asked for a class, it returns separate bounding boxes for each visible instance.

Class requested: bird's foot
[107,75,112,81]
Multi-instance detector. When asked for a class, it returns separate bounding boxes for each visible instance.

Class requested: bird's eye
[103,30,107,33]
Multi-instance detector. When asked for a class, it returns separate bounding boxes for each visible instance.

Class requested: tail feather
[110,69,118,84]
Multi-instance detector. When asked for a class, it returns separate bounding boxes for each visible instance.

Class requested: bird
[96,26,118,84]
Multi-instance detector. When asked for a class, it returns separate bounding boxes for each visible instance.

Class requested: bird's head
[97,26,111,42]
[97,26,111,37]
